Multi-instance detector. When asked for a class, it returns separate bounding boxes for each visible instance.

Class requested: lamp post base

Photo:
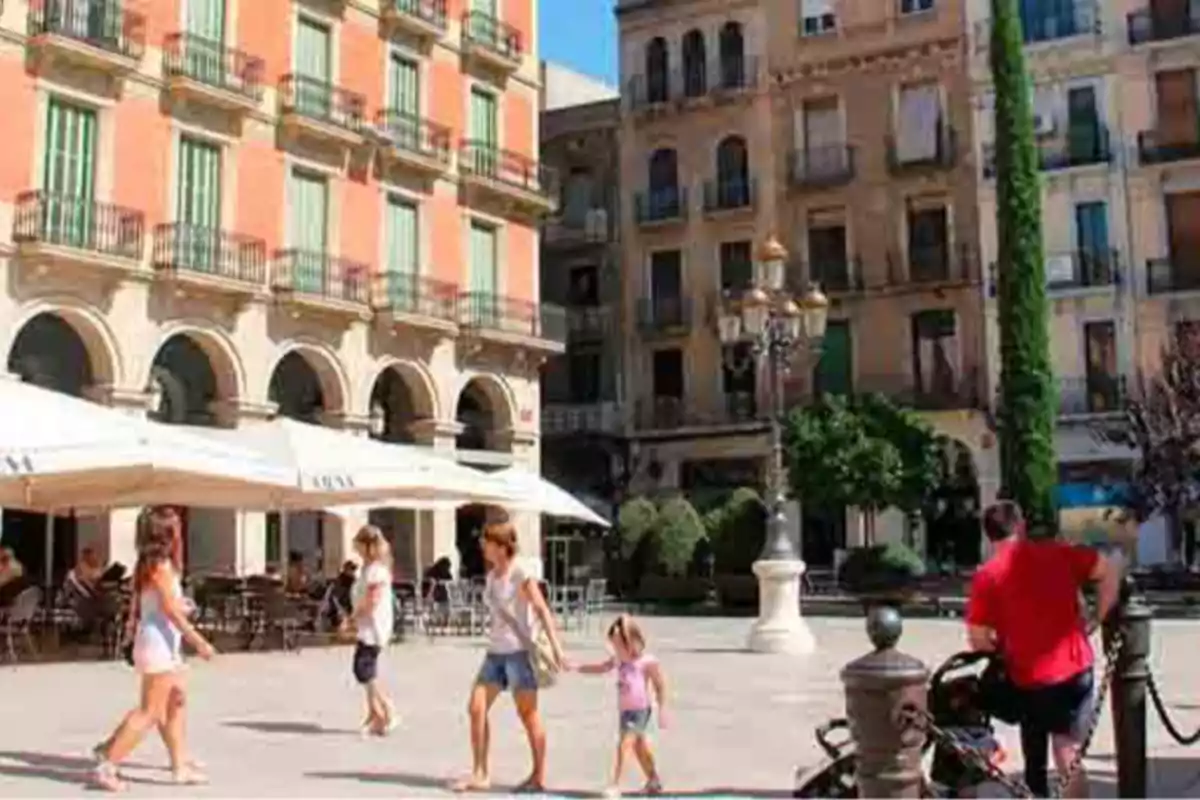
[746,559,814,654]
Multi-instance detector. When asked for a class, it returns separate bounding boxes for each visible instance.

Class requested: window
[718,22,745,89]
[1065,85,1101,162]
[184,0,226,83]
[907,206,949,281]
[176,137,222,270]
[800,0,836,36]
[1155,69,1199,146]
[645,37,669,104]
[188,0,226,40]
[43,99,97,249]
[469,221,497,297]
[1019,0,1091,42]
[1074,201,1110,284]
[808,222,848,289]
[568,265,599,306]
[682,29,707,97]
[568,346,602,403]
[650,249,683,326]
[385,196,418,275]
[468,87,498,174]
[562,167,593,226]
[813,320,852,396]
[715,136,750,207]
[646,148,680,218]
[720,241,752,291]
[287,169,329,293]
[1166,192,1200,283]
[721,343,756,419]
[294,17,331,117]
[652,349,684,398]
[1083,320,1119,412]
[899,0,934,14]
[388,54,419,115]
[896,82,942,164]
[911,310,958,400]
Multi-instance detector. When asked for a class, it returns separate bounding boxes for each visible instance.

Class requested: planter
[715,574,759,608]
[636,575,711,606]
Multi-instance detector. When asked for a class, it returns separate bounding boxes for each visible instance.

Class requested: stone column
[86,384,156,569]
[410,418,463,576]
[213,400,277,576]
[322,411,372,576]
[497,427,543,579]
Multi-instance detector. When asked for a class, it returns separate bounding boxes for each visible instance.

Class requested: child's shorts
[619,708,652,735]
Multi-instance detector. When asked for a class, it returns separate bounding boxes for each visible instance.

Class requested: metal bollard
[1104,577,1151,798]
[841,605,929,798]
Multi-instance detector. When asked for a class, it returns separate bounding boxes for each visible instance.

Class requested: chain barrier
[1147,671,1200,746]
[897,628,1123,799]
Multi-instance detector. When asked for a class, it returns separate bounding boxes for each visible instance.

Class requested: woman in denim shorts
[452,517,566,793]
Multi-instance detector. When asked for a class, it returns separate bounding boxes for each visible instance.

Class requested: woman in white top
[453,517,566,794]
[351,525,396,735]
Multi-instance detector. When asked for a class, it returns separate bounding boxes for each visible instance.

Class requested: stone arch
[143,323,245,409]
[718,21,745,88]
[7,298,121,390]
[681,28,707,97]
[644,36,669,104]
[266,342,350,419]
[454,373,516,452]
[367,359,440,443]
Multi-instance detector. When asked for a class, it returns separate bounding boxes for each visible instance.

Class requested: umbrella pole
[278,508,289,573]
[43,509,54,592]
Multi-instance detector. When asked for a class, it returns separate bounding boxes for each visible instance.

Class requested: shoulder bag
[493,599,560,690]
[979,653,1022,724]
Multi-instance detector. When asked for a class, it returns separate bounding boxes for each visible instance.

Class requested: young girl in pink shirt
[570,614,667,798]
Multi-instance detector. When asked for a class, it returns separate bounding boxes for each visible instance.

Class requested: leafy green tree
[783,394,944,543]
[617,496,658,559]
[709,487,767,574]
[655,496,706,577]
[991,0,1057,527]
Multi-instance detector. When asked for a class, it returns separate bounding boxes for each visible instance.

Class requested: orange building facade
[0,0,561,580]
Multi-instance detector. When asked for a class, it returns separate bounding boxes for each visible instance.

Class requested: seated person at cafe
[285,550,309,594]
[68,548,105,595]
[0,547,30,607]
[320,560,357,630]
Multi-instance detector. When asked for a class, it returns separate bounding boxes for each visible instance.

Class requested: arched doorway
[681,29,706,97]
[455,377,511,578]
[267,350,341,576]
[719,22,745,88]
[923,439,982,570]
[644,37,669,104]
[715,135,750,208]
[147,333,235,576]
[367,365,434,579]
[4,313,93,588]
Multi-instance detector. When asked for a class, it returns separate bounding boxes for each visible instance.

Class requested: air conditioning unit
[1032,110,1056,136]
[585,208,608,239]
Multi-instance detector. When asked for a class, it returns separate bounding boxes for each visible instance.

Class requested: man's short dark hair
[983,501,1023,542]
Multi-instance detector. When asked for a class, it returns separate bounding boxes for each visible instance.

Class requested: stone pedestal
[746,559,814,654]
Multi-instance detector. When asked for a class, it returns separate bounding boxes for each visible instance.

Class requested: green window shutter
[469,88,497,176]
[294,17,331,118]
[289,169,328,293]
[386,197,417,275]
[472,0,497,13]
[187,0,225,41]
[44,99,96,248]
[176,137,222,272]
[469,221,497,325]
[388,55,419,115]
[813,321,852,396]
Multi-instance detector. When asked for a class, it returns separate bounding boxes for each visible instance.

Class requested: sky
[539,0,618,85]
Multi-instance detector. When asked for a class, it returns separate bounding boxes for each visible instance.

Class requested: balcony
[152,223,266,296]
[543,208,612,248]
[625,57,761,116]
[973,0,1099,48]
[634,393,766,432]
[1146,257,1200,295]
[1137,126,1200,166]
[1059,375,1128,418]
[13,191,144,273]
[1128,6,1200,44]
[461,10,522,74]
[26,0,144,80]
[1045,249,1120,291]
[270,250,370,318]
[371,272,458,334]
[788,145,855,190]
[886,125,957,173]
[701,178,756,215]
[983,128,1113,177]
[163,34,262,114]
[374,110,451,177]
[459,141,556,217]
[459,292,567,352]
[633,187,687,228]
[277,75,366,148]
[542,402,622,435]
[887,244,976,288]
[637,296,691,337]
[567,305,612,341]
[808,258,863,294]
[381,0,447,40]
[854,372,982,411]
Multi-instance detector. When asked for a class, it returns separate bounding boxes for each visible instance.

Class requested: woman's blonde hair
[353,524,391,565]
[607,613,646,656]
[481,515,518,558]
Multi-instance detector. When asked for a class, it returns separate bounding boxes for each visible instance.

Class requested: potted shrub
[638,496,709,606]
[837,542,926,609]
[711,488,766,609]
[616,496,658,596]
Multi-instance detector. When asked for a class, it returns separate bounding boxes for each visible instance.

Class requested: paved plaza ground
[2,616,1200,797]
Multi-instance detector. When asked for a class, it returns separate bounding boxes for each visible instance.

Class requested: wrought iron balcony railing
[808,257,863,293]
[278,75,366,133]
[1137,125,1200,165]
[375,109,452,162]
[625,56,761,111]
[1046,249,1119,290]
[383,0,447,30]
[636,296,691,334]
[633,392,767,431]
[372,272,458,321]
[633,187,687,225]
[1146,257,1200,295]
[851,371,983,411]
[28,0,145,60]
[462,10,522,61]
[459,141,555,196]
[888,243,976,286]
[567,305,612,340]
[163,33,264,101]
[1058,375,1128,416]
[270,249,369,303]
[984,127,1113,176]
[788,145,855,188]
[886,124,957,172]
[1127,6,1200,44]
[542,402,622,435]
[459,292,567,342]
[152,223,266,284]
[701,178,756,213]
[13,191,144,260]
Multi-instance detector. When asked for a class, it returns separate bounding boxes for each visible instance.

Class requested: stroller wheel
[794,751,857,798]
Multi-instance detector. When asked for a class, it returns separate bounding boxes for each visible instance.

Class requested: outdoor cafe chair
[0,586,42,662]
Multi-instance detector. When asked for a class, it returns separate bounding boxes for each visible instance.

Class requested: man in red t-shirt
[966,501,1121,797]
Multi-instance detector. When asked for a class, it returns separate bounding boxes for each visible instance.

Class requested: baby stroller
[795,651,1006,798]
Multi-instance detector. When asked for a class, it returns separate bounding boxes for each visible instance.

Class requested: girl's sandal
[93,764,126,793]
[172,767,209,786]
[451,775,491,793]
[513,779,546,794]
[644,778,664,796]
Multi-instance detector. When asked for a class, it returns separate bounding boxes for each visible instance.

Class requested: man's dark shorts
[352,642,382,684]
[1017,668,1094,739]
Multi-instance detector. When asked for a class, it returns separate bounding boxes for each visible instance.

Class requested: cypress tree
[990,0,1057,527]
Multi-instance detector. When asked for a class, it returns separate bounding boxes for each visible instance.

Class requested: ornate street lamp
[717,236,828,654]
